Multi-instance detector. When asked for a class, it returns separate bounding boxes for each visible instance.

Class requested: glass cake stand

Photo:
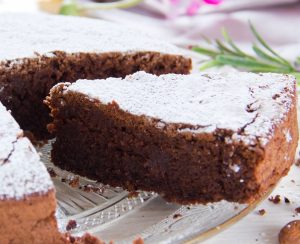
[38,140,269,244]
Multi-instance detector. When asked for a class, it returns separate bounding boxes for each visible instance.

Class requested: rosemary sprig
[192,22,300,82]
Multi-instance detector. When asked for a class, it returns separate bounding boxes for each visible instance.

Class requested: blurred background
[1,0,300,61]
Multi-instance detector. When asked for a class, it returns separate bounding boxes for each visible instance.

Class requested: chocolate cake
[0,102,61,243]
[47,71,298,204]
[0,13,191,139]
[0,102,105,243]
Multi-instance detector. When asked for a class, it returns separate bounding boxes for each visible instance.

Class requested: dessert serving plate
[39,141,265,244]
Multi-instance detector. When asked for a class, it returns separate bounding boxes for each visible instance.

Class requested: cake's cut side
[0,14,191,139]
[47,72,298,204]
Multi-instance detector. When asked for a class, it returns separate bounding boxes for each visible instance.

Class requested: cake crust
[0,191,63,244]
[47,72,298,204]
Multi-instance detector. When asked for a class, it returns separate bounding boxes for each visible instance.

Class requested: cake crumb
[173,213,182,219]
[295,157,300,166]
[269,195,281,204]
[83,184,94,192]
[82,184,104,194]
[258,209,266,216]
[284,197,291,204]
[295,207,300,214]
[66,219,77,231]
[69,177,79,188]
[47,167,57,177]
[66,233,105,244]
[128,191,139,198]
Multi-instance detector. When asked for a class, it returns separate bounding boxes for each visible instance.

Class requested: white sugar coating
[0,104,20,161]
[0,103,53,200]
[64,71,296,145]
[0,13,183,61]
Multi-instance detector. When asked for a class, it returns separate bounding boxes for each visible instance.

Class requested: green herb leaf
[291,72,300,82]
[249,22,292,68]
[215,40,237,55]
[59,1,80,16]
[215,55,286,71]
[221,28,254,59]
[192,23,300,83]
[192,46,219,58]
[252,44,285,66]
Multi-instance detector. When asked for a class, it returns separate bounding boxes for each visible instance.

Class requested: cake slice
[0,13,191,139]
[0,103,106,243]
[47,71,298,204]
[0,103,64,243]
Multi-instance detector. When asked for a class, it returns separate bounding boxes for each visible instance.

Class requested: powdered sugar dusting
[0,103,53,200]
[65,71,295,146]
[0,13,182,61]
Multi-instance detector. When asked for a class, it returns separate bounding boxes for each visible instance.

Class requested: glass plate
[38,140,268,244]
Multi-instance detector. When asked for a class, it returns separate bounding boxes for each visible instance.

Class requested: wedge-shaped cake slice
[0,103,63,243]
[47,71,298,204]
[0,103,105,243]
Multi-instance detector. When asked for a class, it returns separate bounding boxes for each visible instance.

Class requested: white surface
[65,71,295,146]
[206,165,300,244]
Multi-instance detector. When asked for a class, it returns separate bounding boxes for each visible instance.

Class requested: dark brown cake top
[60,71,296,146]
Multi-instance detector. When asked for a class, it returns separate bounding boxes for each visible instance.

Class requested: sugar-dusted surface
[65,71,296,145]
[0,104,20,160]
[0,103,53,200]
[0,13,183,61]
